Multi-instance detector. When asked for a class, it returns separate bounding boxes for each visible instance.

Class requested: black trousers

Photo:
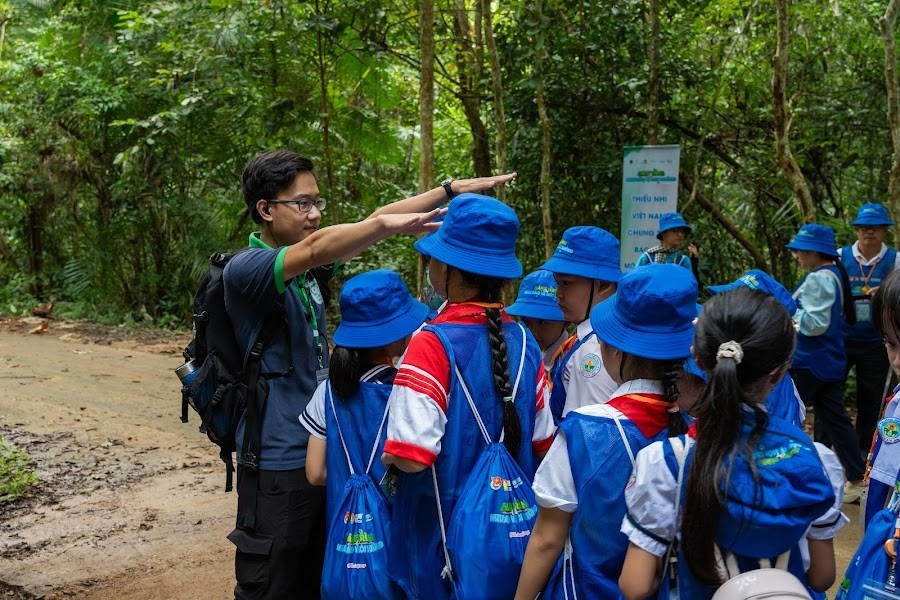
[845,341,892,452]
[230,466,326,600]
[792,368,865,481]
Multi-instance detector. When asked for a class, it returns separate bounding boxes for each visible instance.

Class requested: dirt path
[0,317,866,598]
[0,318,233,599]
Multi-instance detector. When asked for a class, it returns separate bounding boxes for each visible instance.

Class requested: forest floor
[0,316,863,599]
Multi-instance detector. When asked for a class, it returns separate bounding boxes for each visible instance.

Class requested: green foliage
[0,436,38,505]
[0,0,897,321]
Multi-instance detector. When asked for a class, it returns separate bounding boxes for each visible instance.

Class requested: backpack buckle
[250,341,263,358]
[241,452,259,470]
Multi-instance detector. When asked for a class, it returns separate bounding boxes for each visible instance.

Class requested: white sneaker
[843,480,867,504]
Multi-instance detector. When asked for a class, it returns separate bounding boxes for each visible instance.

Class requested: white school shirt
[620,437,848,570]
[559,319,618,419]
[298,364,395,440]
[534,379,664,513]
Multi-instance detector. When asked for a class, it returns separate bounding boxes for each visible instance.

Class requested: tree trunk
[533,0,554,258]
[482,0,507,200]
[316,0,339,225]
[417,0,436,295]
[680,170,769,271]
[880,0,900,242]
[647,0,661,145]
[772,0,815,223]
[452,0,492,176]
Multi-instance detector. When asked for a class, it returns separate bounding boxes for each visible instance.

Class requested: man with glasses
[840,203,899,460]
[224,149,513,599]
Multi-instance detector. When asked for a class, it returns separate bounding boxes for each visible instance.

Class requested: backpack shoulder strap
[818,268,845,312]
[327,383,356,475]
[594,404,637,468]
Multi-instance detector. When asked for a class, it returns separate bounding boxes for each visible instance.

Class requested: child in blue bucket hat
[507,269,569,368]
[620,286,847,599]
[516,264,695,599]
[299,269,428,599]
[786,224,867,503]
[840,203,899,460]
[382,193,554,599]
[635,211,700,281]
[541,226,622,423]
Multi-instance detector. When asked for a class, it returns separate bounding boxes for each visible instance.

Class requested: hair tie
[716,341,744,365]
[502,395,514,404]
[667,403,681,414]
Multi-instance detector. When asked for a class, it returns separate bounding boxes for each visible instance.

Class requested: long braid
[486,306,523,458]
[662,359,688,435]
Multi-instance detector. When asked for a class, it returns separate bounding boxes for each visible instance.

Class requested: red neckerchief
[687,422,698,438]
[606,393,673,439]
[431,301,514,325]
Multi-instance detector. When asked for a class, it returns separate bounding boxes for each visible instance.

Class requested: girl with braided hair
[382,194,553,599]
[619,286,847,599]
[515,264,694,599]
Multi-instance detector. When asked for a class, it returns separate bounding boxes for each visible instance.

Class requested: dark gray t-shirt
[223,237,331,470]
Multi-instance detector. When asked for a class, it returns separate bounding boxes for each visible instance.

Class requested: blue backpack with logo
[432,342,538,599]
[321,384,399,600]
[836,492,900,600]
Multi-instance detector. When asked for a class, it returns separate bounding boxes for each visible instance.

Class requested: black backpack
[180,250,292,493]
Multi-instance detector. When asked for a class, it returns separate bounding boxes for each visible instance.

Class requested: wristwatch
[441,178,456,200]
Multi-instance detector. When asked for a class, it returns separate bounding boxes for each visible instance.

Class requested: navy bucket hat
[590,263,698,360]
[414,193,522,279]
[707,270,798,316]
[540,226,622,283]
[656,212,692,239]
[851,203,895,227]
[333,270,429,348]
[507,270,565,322]
[785,224,839,258]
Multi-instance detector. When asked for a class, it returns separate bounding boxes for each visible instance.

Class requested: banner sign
[619,145,681,270]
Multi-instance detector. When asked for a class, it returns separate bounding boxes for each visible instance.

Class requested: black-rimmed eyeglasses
[265,197,327,212]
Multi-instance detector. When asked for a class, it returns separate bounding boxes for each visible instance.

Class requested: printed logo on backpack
[321,385,400,600]
[433,324,538,600]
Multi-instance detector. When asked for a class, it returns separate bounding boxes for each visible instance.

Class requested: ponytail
[832,257,857,326]
[455,266,522,459]
[329,346,364,400]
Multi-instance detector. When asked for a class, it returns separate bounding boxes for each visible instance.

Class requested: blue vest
[793,264,846,382]
[544,407,668,599]
[387,321,543,599]
[324,381,393,525]
[549,334,591,424]
[841,246,897,343]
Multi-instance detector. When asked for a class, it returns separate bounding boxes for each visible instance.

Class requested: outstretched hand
[383,207,447,236]
[453,173,517,195]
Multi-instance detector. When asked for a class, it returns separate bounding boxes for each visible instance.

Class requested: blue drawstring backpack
[837,491,900,600]
[321,385,400,600]
[432,330,538,600]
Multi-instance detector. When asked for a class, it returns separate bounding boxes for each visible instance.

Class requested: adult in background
[224,149,513,600]
[786,223,865,504]
[635,211,701,283]
[840,203,898,454]
[506,269,569,369]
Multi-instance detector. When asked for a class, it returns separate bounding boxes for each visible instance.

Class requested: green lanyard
[294,273,324,368]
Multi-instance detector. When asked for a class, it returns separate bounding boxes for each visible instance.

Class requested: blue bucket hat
[414,193,522,279]
[333,270,429,348]
[707,270,798,316]
[540,226,622,283]
[656,212,692,239]
[506,270,565,322]
[851,203,895,227]
[718,420,836,557]
[785,224,839,258]
[590,263,698,360]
